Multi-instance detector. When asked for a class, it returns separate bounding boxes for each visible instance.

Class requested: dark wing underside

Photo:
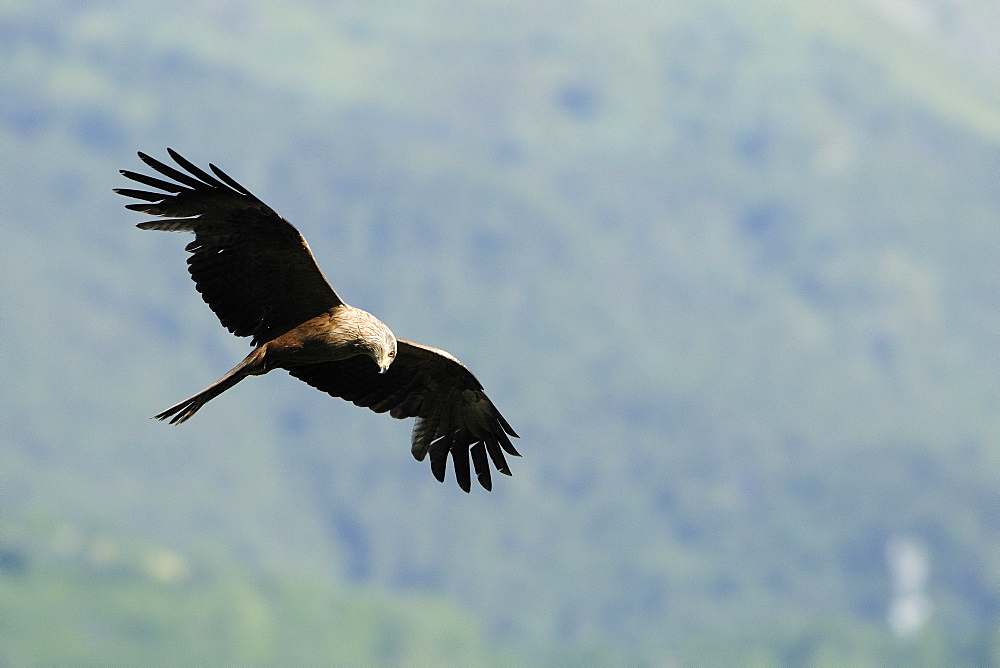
[288,340,520,492]
[116,149,342,345]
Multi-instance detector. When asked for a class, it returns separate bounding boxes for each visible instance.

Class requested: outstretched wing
[288,340,520,492]
[116,149,343,345]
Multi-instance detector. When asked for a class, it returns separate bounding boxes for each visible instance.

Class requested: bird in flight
[117,149,519,492]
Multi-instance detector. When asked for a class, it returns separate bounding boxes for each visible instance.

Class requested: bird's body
[118,149,518,492]
[263,306,397,369]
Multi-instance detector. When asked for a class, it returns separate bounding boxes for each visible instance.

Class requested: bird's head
[356,311,397,374]
[373,326,397,374]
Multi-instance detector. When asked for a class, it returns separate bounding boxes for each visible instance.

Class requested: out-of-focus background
[2,1,998,664]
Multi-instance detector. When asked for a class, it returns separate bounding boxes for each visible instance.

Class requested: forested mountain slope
[2,2,997,664]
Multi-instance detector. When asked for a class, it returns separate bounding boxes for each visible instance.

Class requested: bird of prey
[117,149,519,492]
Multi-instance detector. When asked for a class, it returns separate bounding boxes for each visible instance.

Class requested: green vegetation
[0,523,500,665]
[2,1,997,664]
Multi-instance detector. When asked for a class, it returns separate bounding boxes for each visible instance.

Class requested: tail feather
[153,348,266,424]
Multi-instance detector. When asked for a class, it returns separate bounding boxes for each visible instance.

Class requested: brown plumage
[117,149,519,492]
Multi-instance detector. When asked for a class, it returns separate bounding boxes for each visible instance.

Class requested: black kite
[117,149,519,492]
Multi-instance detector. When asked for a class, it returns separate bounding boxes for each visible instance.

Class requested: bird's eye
[389,350,396,357]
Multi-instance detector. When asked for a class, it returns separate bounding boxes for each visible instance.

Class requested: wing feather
[118,150,343,344]
[369,376,420,414]
[429,439,450,484]
[209,163,255,196]
[137,150,207,190]
[288,339,518,492]
[166,148,228,189]
[470,443,492,491]
[451,439,472,492]
[115,188,164,202]
[120,169,187,193]
[428,399,464,487]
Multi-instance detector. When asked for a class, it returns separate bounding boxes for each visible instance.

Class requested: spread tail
[152,348,267,424]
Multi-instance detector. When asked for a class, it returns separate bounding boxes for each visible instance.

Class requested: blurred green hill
[1,1,997,664]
